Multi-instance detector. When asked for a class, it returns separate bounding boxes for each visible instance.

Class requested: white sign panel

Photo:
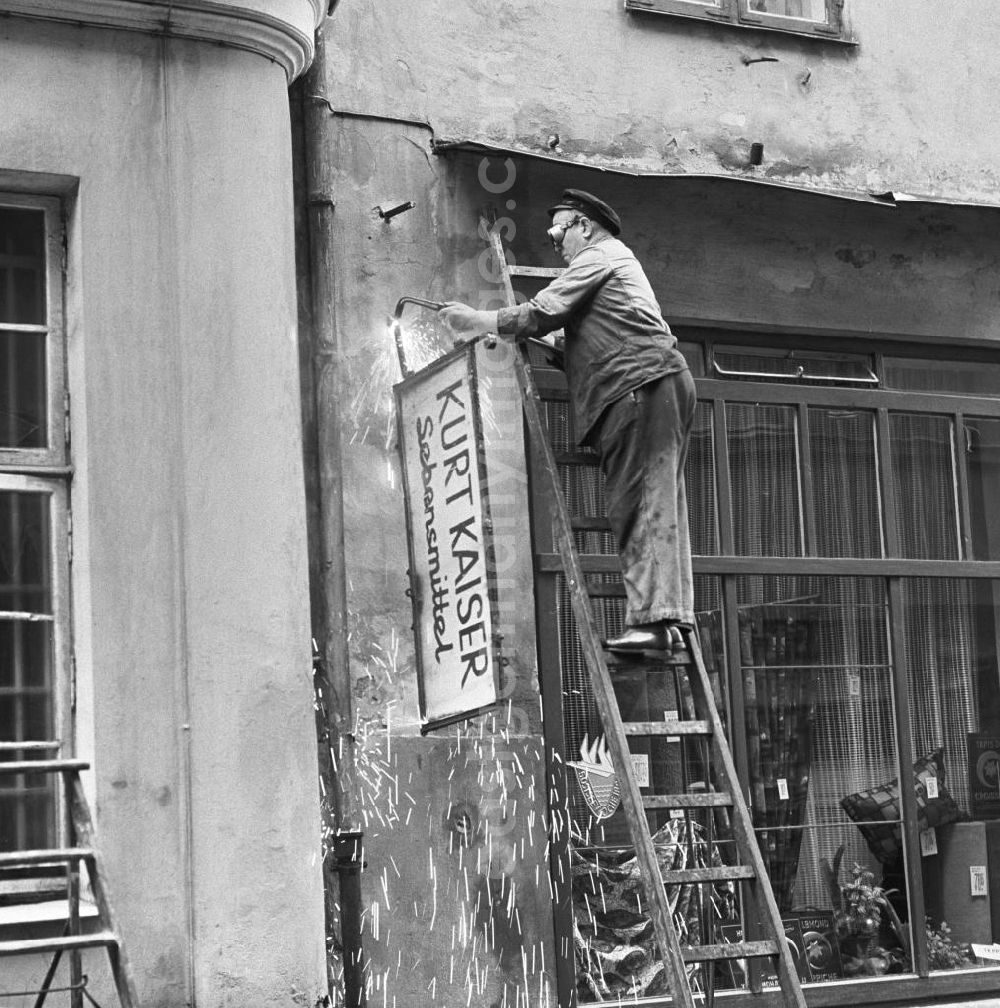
[396,345,500,732]
[973,943,1000,962]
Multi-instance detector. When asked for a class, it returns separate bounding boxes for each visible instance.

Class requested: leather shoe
[603,623,670,653]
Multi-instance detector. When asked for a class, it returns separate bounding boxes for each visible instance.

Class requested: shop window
[534,331,1000,999]
[0,197,71,901]
[898,577,1000,970]
[625,0,851,43]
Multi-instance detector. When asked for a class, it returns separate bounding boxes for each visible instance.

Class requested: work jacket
[497,236,688,445]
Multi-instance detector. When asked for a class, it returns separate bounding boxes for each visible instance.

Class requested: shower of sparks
[347,314,448,453]
[323,659,609,1008]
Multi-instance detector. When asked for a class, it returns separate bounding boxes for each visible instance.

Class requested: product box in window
[797,910,845,981]
[968,733,1000,820]
[719,918,811,987]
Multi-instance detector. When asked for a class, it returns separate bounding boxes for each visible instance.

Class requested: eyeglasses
[547,216,584,246]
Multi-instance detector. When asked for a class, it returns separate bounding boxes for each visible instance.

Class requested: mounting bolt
[376,201,416,221]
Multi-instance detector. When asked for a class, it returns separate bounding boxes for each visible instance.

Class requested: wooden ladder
[0,754,139,1008]
[486,224,807,1008]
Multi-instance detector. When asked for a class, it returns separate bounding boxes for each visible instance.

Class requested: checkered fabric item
[840,748,962,864]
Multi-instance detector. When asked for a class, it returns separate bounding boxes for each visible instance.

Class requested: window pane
[890,414,959,559]
[737,577,893,924]
[728,403,802,556]
[884,357,1000,398]
[0,491,51,613]
[0,491,55,850]
[900,578,1000,971]
[0,329,47,448]
[687,402,718,555]
[810,408,883,558]
[0,206,45,326]
[0,786,56,851]
[966,418,1000,560]
[747,0,827,20]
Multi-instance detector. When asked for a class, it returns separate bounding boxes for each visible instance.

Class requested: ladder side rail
[63,765,84,1008]
[69,861,83,1008]
[487,224,803,1006]
[488,226,518,307]
[508,342,697,1008]
[29,934,64,1008]
[686,634,807,1008]
[65,770,140,1008]
[490,223,694,1006]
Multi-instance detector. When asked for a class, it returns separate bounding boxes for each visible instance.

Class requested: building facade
[0,3,328,1006]
[304,2,1000,1007]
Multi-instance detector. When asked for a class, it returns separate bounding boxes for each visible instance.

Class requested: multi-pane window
[0,197,70,871]
[625,0,850,42]
[537,330,1000,999]
[689,335,1000,985]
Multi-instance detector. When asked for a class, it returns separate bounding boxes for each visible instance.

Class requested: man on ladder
[440,189,696,653]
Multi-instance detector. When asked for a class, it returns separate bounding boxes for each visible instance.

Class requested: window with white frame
[625,0,850,43]
[0,197,71,889]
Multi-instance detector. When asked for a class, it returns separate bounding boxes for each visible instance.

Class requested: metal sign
[395,343,501,733]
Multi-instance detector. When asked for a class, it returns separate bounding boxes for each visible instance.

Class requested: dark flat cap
[547,189,621,236]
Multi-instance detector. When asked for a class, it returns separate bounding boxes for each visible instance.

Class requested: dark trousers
[594,369,697,627]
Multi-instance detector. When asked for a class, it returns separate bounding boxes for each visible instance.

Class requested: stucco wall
[1,17,326,1007]
[327,0,1000,203]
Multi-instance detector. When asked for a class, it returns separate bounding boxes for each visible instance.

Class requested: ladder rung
[538,552,619,574]
[660,865,756,884]
[642,792,732,809]
[508,265,563,278]
[624,720,710,736]
[0,932,118,957]
[0,759,89,776]
[0,847,94,867]
[682,939,779,963]
[571,515,611,532]
[555,451,600,467]
[605,650,692,667]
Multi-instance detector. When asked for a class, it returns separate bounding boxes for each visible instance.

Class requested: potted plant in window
[821,847,909,976]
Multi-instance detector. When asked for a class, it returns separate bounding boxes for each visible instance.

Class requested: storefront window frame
[693,328,1000,998]
[529,325,1000,1005]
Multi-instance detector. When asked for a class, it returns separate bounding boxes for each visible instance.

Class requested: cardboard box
[922,821,996,944]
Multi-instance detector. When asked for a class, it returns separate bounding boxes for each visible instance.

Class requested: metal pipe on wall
[298,18,366,1008]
